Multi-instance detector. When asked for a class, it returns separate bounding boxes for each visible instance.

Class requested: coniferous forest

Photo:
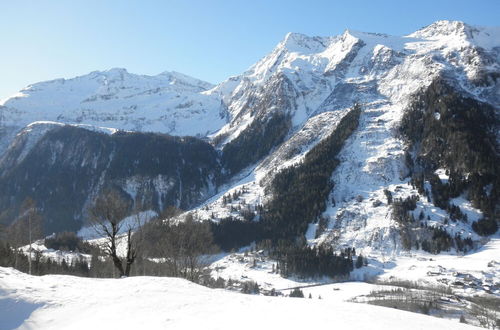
[261,103,361,241]
[400,79,499,236]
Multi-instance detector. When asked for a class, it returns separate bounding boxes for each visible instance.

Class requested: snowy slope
[0,267,476,330]
[218,21,498,156]
[0,68,227,138]
[211,20,499,145]
[1,19,498,257]
[190,20,500,254]
[190,109,350,222]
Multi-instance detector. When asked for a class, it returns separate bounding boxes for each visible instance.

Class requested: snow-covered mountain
[0,68,228,138]
[0,20,499,253]
[191,20,499,255]
[212,20,499,144]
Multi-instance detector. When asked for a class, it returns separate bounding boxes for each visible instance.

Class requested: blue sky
[1,0,499,99]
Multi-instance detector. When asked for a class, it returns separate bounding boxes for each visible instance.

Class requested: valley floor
[211,237,500,297]
[0,267,477,330]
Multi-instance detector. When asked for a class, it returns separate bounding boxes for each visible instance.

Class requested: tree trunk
[124,229,136,277]
[28,209,32,275]
[111,254,125,277]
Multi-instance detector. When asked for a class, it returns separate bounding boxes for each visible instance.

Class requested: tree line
[0,192,217,281]
[270,242,356,279]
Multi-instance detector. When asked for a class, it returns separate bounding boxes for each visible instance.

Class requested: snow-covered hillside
[0,19,498,258]
[0,266,476,330]
[0,68,227,138]
[187,20,500,254]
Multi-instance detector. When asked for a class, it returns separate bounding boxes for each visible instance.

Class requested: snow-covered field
[210,237,500,297]
[376,237,500,294]
[0,267,477,330]
[3,236,497,329]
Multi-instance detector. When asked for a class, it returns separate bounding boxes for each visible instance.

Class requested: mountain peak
[84,67,131,83]
[282,32,308,43]
[278,32,328,53]
[410,20,471,39]
[408,20,500,49]
[158,71,214,90]
[340,29,365,42]
[105,67,129,74]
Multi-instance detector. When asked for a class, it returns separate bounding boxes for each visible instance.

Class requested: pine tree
[289,288,304,298]
[355,255,364,269]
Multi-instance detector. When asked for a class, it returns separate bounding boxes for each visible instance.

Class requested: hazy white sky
[1,0,499,100]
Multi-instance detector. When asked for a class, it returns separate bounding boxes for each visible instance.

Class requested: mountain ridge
[0,20,498,253]
[0,68,227,141]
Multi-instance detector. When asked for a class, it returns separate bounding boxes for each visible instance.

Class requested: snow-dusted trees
[262,104,361,241]
[89,189,140,277]
[399,79,499,236]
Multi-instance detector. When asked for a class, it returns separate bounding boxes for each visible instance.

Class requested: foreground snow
[0,267,476,330]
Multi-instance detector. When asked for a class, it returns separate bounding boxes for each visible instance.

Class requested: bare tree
[144,210,216,281]
[25,198,36,275]
[177,214,216,281]
[88,189,139,277]
[6,198,43,274]
[470,297,500,329]
[0,223,5,243]
[130,210,149,275]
